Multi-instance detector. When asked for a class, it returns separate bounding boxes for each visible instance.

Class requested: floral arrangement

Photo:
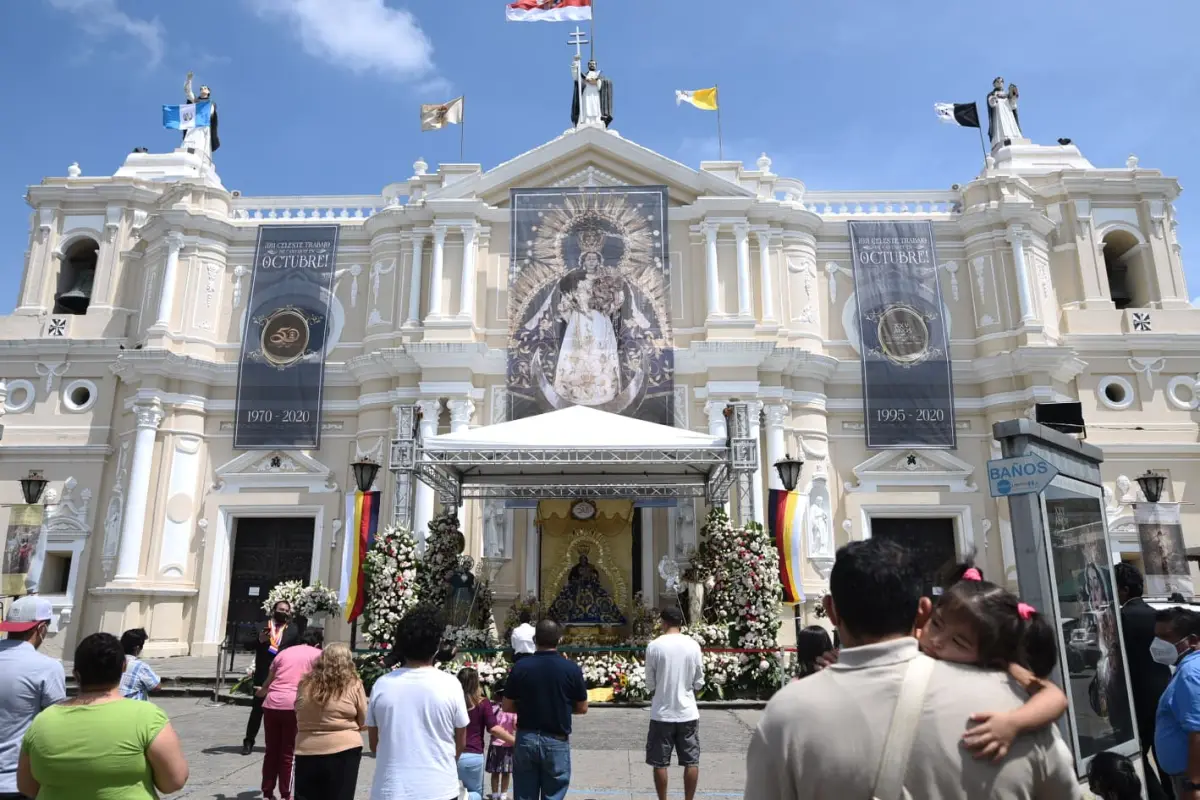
[361,524,420,646]
[259,580,341,620]
[261,579,305,614]
[416,511,465,609]
[294,582,341,618]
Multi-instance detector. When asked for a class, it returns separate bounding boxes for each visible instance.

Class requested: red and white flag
[506,0,592,22]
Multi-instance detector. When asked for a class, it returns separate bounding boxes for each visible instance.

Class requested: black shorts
[645,719,700,767]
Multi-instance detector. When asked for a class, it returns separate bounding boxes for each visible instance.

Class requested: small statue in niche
[445,555,477,627]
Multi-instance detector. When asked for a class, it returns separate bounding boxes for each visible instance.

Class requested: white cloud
[249,0,434,81]
[46,0,164,67]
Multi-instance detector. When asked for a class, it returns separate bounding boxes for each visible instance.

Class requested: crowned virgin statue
[548,547,627,626]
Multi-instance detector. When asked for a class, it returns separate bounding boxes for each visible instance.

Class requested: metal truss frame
[389,402,755,522]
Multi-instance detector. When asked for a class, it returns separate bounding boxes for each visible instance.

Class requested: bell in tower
[53,239,99,316]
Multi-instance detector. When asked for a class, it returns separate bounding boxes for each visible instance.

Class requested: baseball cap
[0,596,53,632]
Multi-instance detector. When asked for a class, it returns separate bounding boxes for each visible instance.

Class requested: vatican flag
[675,88,718,111]
[420,97,464,131]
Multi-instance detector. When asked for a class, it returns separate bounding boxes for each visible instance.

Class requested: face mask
[273,611,289,624]
[1151,637,1182,666]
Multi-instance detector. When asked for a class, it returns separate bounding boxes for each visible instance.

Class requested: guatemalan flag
[340,490,381,623]
[162,100,213,131]
[506,0,592,22]
[767,489,806,604]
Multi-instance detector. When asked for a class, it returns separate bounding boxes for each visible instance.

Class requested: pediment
[212,450,336,494]
[844,449,978,494]
[429,126,755,207]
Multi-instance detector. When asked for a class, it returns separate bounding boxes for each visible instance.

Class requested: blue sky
[2,0,1198,311]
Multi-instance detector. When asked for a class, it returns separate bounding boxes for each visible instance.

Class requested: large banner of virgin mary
[508,186,673,424]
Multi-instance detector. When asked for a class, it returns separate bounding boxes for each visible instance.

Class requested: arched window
[1101,230,1144,310]
[54,238,98,315]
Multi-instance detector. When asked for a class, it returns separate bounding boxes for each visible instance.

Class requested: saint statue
[808,499,832,558]
[571,56,613,129]
[183,71,221,157]
[445,556,477,627]
[986,77,1021,150]
[548,548,627,626]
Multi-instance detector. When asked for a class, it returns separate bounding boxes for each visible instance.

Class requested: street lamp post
[1135,470,1167,504]
[19,470,47,505]
[774,454,804,493]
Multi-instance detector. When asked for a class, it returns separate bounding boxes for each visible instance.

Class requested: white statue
[808,498,832,557]
[986,77,1021,149]
[658,555,681,594]
[483,501,507,560]
[571,56,612,129]
[182,71,221,159]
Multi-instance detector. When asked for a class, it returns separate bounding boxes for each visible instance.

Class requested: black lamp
[19,470,48,505]
[774,454,804,493]
[351,459,380,493]
[1136,470,1167,504]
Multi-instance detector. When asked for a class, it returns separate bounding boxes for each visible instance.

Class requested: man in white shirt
[511,611,536,662]
[367,604,469,800]
[644,606,704,800]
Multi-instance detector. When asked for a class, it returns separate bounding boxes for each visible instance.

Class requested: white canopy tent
[408,405,738,503]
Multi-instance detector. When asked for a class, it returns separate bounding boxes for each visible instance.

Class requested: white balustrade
[789,190,962,216]
[231,195,394,222]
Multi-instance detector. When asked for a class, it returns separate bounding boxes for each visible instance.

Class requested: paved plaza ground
[159,697,758,800]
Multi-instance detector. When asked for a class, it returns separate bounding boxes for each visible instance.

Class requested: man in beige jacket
[745,539,1080,800]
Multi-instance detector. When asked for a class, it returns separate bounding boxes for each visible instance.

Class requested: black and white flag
[934,102,981,128]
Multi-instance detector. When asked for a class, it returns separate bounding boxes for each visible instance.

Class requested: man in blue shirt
[1154,606,1200,799]
[503,619,587,800]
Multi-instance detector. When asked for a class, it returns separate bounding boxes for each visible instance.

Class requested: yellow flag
[675,87,718,111]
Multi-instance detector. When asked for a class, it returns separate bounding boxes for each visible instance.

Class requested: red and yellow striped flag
[768,489,805,604]
[344,490,381,622]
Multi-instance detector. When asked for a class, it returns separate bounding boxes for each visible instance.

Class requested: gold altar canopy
[538,499,633,614]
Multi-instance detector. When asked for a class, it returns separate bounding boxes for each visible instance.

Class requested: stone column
[115,401,165,581]
[448,398,475,433]
[153,233,184,329]
[748,401,765,524]
[702,222,720,318]
[458,224,479,320]
[405,231,426,326]
[734,223,752,317]
[755,231,775,322]
[413,399,442,548]
[765,404,789,490]
[1006,226,1035,323]
[426,224,448,320]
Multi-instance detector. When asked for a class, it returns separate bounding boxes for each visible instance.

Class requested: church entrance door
[869,516,958,596]
[225,517,314,644]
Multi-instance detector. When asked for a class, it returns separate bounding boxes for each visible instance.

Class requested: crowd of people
[4,540,1200,799]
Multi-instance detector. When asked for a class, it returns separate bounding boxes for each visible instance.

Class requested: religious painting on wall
[848,221,956,449]
[508,186,673,424]
[1135,502,1193,597]
[537,499,633,634]
[234,225,339,449]
[1,504,44,596]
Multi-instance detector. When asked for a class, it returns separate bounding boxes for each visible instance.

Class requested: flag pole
[975,119,988,165]
[590,0,595,62]
[716,85,724,161]
[459,95,466,162]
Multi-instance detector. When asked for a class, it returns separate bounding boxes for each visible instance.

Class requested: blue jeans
[458,752,486,800]
[513,731,571,800]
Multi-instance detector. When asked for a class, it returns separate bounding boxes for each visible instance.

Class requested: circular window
[1097,376,1135,410]
[1168,376,1200,410]
[62,379,98,413]
[4,380,35,413]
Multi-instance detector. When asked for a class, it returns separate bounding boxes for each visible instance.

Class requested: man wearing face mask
[242,600,304,756]
[1153,607,1200,798]
[1116,562,1173,799]
[0,596,65,800]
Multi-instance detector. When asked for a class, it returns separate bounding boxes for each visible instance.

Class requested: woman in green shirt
[17,632,189,799]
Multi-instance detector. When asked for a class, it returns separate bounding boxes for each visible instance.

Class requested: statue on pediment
[572,56,613,129]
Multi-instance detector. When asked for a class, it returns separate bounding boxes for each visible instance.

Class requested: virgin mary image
[552,269,624,406]
[548,547,627,626]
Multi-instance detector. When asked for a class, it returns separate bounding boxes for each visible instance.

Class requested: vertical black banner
[849,221,955,449]
[234,225,339,449]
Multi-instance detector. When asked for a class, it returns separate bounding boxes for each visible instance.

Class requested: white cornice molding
[845,449,978,494]
[212,449,337,494]
[0,444,112,458]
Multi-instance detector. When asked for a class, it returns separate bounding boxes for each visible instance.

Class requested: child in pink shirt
[486,683,517,800]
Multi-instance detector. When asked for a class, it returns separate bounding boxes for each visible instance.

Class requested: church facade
[0,123,1195,658]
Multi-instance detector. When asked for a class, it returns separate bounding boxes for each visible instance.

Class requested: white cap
[0,596,53,632]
